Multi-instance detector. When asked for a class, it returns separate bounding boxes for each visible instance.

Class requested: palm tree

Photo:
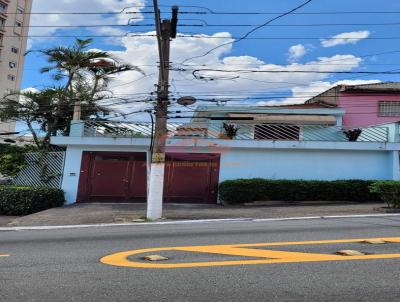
[1,38,143,149]
[40,38,143,119]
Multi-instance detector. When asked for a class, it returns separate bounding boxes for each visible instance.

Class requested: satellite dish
[177,96,197,106]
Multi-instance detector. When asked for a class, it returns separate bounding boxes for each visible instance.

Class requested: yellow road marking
[100,237,400,269]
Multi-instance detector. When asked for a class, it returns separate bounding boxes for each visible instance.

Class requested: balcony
[77,120,391,143]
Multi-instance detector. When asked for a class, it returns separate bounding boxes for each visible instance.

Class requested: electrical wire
[7,21,400,28]
[180,0,314,65]
[7,9,400,15]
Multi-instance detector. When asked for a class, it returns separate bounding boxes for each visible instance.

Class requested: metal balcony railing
[80,120,390,143]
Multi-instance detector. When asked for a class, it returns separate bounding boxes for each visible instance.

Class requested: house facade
[306,82,400,130]
[52,104,400,205]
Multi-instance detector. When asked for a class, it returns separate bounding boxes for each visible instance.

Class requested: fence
[81,121,390,143]
[12,151,65,189]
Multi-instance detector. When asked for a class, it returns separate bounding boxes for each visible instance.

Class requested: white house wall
[54,136,400,204]
[219,149,393,182]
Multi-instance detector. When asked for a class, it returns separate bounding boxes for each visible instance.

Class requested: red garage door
[77,152,220,204]
[164,153,220,204]
[77,152,147,203]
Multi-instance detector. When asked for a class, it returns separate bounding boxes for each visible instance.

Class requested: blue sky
[23,0,400,114]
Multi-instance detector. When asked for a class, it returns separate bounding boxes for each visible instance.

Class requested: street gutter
[0,213,400,232]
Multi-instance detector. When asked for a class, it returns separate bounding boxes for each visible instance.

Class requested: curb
[0,213,400,231]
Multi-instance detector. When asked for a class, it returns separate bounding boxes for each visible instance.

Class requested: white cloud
[27,1,371,118]
[97,33,365,116]
[288,44,307,62]
[29,0,146,47]
[321,31,370,48]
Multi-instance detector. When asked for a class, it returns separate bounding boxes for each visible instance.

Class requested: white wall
[58,137,399,204]
[62,146,83,204]
[219,149,393,182]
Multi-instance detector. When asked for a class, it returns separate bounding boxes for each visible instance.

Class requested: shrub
[0,186,65,216]
[219,179,381,205]
[0,144,37,178]
[370,181,400,209]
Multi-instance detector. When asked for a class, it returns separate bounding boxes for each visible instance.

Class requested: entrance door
[77,152,147,203]
[89,153,130,200]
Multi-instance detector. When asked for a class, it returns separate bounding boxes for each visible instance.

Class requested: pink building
[306,82,400,128]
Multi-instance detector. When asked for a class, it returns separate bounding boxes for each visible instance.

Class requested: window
[17,7,24,14]
[15,21,22,27]
[9,61,17,68]
[378,101,400,117]
[11,46,18,54]
[7,74,15,81]
[254,124,300,140]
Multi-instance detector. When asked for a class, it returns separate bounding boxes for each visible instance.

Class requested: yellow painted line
[100,237,400,269]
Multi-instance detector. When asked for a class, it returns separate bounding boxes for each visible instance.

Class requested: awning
[228,114,337,125]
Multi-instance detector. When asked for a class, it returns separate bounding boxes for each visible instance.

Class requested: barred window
[254,124,300,140]
[378,101,400,117]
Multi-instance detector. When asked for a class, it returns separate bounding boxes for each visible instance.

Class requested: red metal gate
[77,152,147,203]
[77,152,220,204]
[164,153,220,204]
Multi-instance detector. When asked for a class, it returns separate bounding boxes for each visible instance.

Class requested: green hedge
[370,181,400,209]
[0,186,65,216]
[219,179,381,204]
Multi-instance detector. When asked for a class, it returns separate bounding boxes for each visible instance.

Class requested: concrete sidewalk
[0,216,18,226]
[1,202,388,227]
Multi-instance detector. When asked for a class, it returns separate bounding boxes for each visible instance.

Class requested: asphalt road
[1,216,400,302]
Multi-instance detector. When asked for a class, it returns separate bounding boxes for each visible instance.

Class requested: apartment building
[0,0,32,133]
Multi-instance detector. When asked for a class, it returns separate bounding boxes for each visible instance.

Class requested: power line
[9,34,400,42]
[7,6,151,15]
[41,48,391,70]
[191,69,400,79]
[176,9,400,16]
[9,8,400,15]
[8,21,400,28]
[108,93,400,100]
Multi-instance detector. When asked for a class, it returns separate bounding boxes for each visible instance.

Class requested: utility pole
[147,2,178,220]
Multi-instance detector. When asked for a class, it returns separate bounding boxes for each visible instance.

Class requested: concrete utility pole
[147,2,178,220]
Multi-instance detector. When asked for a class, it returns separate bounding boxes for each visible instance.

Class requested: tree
[0,38,143,149]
